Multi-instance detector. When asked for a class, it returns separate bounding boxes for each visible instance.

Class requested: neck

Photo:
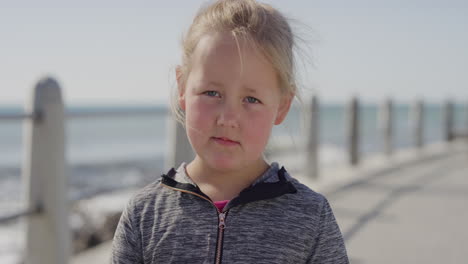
[185,156,270,201]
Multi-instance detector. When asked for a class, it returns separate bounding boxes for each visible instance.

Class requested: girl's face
[178,32,292,172]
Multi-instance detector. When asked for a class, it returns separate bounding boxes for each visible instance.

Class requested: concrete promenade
[72,141,468,263]
[321,143,468,263]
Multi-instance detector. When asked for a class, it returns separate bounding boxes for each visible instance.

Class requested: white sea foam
[0,221,24,264]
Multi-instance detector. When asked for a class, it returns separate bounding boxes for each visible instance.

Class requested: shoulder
[288,176,328,205]
[132,180,163,201]
[124,179,168,215]
[265,164,330,214]
[284,181,349,262]
[283,176,334,219]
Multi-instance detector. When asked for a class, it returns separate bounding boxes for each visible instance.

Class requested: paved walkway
[325,150,468,263]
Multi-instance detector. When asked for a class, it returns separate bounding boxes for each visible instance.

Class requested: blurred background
[1,0,467,263]
[2,0,468,105]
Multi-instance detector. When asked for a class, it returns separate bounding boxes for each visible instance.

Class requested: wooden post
[410,99,424,148]
[443,100,455,142]
[466,101,468,130]
[379,98,393,156]
[305,95,319,179]
[22,77,70,264]
[465,101,468,149]
[347,97,360,166]
[166,118,195,169]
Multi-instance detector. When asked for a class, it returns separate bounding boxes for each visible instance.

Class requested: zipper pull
[218,212,226,229]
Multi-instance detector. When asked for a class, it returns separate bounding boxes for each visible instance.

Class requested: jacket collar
[160,162,297,209]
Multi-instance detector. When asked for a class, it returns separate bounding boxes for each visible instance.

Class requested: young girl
[112,0,348,263]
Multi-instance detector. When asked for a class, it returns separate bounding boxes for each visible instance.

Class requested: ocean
[0,103,467,203]
[0,102,467,262]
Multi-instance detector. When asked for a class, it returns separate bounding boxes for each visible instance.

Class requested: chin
[206,157,243,172]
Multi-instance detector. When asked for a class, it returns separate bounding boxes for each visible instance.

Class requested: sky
[1,0,467,106]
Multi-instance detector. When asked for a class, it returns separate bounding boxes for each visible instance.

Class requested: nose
[216,101,240,128]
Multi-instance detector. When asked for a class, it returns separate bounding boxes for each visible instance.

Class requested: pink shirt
[213,200,230,212]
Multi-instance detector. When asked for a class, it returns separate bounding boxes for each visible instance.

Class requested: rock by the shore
[70,188,138,254]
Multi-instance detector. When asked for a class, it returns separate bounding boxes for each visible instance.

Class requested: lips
[212,137,240,146]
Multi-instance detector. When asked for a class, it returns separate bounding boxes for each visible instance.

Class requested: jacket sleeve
[308,197,349,264]
[111,197,143,264]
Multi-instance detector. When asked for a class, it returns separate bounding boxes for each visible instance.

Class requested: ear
[176,66,186,111]
[274,93,293,125]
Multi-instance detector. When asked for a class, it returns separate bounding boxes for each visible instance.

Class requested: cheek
[244,112,275,146]
[185,98,214,133]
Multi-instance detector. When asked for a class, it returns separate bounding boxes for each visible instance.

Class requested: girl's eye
[203,91,220,97]
[245,96,261,104]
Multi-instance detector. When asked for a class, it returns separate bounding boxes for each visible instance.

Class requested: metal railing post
[443,100,455,142]
[305,95,319,179]
[411,99,424,149]
[379,98,393,156]
[22,77,70,264]
[166,118,195,169]
[347,96,360,166]
[465,100,468,138]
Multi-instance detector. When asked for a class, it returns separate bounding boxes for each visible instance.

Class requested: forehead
[189,32,280,92]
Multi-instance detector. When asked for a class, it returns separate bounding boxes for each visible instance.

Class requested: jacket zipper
[215,212,226,264]
[161,183,228,264]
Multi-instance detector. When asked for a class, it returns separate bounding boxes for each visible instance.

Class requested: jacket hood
[160,162,297,210]
[171,162,292,186]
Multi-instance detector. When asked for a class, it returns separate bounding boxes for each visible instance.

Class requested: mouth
[211,137,240,146]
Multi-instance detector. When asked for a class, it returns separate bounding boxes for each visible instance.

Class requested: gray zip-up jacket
[111,163,349,263]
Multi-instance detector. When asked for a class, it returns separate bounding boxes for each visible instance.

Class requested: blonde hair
[173,0,300,123]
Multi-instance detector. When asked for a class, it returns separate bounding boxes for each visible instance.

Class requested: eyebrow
[206,81,259,94]
[207,81,224,88]
[244,87,258,94]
